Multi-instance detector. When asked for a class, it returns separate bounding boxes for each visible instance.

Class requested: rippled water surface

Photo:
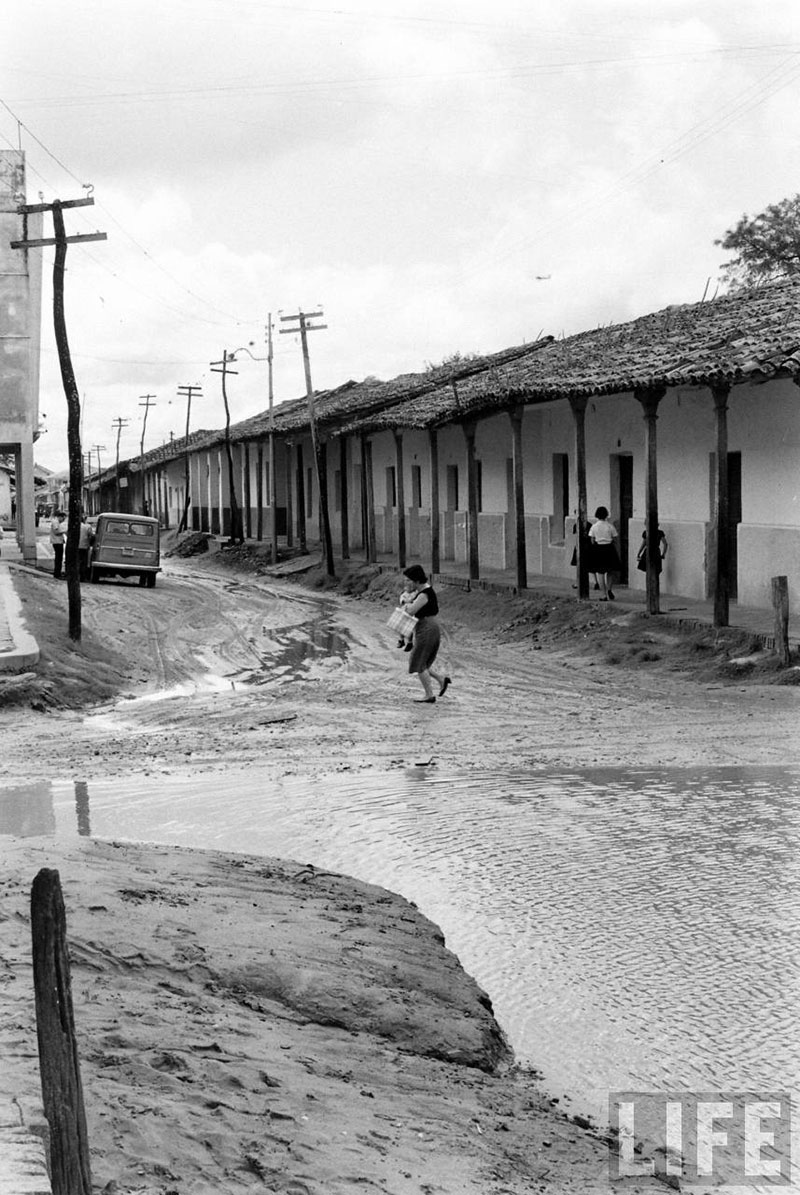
[3,765,799,1132]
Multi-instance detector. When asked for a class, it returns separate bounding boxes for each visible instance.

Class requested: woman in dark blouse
[402,564,451,704]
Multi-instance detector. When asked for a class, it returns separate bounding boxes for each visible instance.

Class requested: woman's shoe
[593,583,600,590]
[438,677,452,697]
[415,696,436,704]
[608,590,615,600]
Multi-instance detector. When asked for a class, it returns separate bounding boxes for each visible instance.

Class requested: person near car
[78,515,94,581]
[49,512,67,579]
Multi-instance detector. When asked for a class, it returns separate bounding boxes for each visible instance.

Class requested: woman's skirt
[590,542,621,574]
[408,617,440,674]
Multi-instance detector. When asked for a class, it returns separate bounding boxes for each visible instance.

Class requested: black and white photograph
[1,2,799,1192]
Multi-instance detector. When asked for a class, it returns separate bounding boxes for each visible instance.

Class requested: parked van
[89,513,161,588]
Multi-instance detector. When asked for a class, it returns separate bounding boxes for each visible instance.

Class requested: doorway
[727,452,742,601]
[610,454,633,584]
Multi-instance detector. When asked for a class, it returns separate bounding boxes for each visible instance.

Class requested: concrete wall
[0,152,42,564]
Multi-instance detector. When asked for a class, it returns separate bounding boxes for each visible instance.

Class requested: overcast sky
[5,0,800,473]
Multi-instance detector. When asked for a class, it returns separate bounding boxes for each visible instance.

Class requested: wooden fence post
[771,576,790,666]
[30,868,92,1195]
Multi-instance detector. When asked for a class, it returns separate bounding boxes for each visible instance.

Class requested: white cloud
[7,0,800,469]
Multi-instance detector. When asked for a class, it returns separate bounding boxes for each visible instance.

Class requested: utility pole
[279,309,334,576]
[138,395,156,515]
[210,353,243,544]
[91,445,105,513]
[111,418,130,512]
[83,452,92,515]
[177,384,201,533]
[11,196,107,642]
[266,315,278,564]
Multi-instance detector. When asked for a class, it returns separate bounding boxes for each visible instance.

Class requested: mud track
[2,558,797,784]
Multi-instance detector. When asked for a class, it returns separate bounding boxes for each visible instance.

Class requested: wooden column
[509,405,527,590]
[636,385,666,615]
[31,869,92,1195]
[243,442,252,539]
[463,421,480,581]
[712,381,731,627]
[256,441,264,541]
[340,436,350,560]
[296,442,307,552]
[569,395,590,600]
[363,435,377,563]
[359,434,369,555]
[285,442,294,548]
[428,427,440,575]
[394,430,407,569]
[208,449,214,532]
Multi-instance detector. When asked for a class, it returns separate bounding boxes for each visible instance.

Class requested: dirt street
[1,549,798,782]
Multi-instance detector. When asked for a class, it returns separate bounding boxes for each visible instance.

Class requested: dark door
[611,455,634,584]
[727,452,742,601]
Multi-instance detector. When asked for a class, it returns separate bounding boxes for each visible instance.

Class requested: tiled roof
[343,277,800,432]
[110,278,800,472]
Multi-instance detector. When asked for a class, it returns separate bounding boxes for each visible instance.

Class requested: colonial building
[107,278,800,620]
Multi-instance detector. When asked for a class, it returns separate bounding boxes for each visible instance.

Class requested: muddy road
[2,556,797,784]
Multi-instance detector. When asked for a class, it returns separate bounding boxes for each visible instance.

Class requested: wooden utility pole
[177,384,200,532]
[267,314,278,564]
[279,309,335,576]
[11,196,107,642]
[91,445,105,514]
[138,394,156,515]
[111,417,129,511]
[31,869,92,1195]
[210,353,243,543]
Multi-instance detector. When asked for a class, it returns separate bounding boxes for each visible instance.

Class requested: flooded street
[3,762,798,1130]
[3,557,800,1189]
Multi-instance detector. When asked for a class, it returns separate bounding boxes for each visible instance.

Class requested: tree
[716,194,800,290]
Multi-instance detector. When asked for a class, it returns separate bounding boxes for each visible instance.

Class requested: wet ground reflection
[2,764,798,1138]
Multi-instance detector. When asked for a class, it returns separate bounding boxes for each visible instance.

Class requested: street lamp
[229,319,277,564]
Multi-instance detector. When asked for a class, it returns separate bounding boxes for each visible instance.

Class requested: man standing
[49,511,67,579]
[78,514,94,581]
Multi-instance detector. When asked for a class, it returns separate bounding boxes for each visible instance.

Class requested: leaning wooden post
[30,868,92,1195]
[771,576,790,665]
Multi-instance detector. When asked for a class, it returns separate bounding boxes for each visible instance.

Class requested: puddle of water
[3,763,799,1176]
[251,618,351,683]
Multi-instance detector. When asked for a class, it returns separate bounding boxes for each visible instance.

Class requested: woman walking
[588,506,621,601]
[401,564,451,704]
